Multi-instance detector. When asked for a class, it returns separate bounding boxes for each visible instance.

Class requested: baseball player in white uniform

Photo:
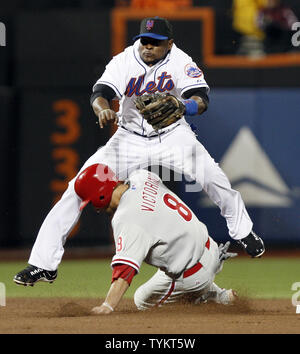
[14,17,264,287]
[78,163,238,314]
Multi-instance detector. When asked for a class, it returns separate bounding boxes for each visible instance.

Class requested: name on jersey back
[141,173,160,212]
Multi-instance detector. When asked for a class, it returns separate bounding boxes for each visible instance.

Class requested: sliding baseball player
[73,163,238,314]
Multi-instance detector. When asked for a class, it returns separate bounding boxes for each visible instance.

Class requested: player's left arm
[182,87,209,115]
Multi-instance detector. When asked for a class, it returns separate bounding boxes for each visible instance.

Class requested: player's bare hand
[91,304,113,315]
[97,109,118,128]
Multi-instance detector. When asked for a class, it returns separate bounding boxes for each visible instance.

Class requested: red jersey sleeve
[111,264,137,285]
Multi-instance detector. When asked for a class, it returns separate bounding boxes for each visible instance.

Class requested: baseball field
[1,252,300,335]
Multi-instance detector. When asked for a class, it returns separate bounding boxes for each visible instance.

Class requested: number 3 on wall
[163,193,192,222]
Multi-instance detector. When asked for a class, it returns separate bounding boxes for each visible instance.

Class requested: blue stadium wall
[178,88,300,246]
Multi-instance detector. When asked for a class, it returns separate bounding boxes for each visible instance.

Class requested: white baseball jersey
[93,40,209,136]
[111,169,210,279]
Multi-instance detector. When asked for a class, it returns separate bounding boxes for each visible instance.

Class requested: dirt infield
[1,297,299,334]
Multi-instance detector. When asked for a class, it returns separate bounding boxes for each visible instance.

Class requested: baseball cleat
[237,231,265,258]
[13,265,57,286]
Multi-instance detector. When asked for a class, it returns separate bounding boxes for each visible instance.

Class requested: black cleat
[237,231,265,258]
[13,265,57,286]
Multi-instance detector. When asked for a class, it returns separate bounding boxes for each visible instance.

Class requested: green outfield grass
[0,257,299,299]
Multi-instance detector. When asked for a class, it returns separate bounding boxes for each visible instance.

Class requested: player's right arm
[91,276,130,315]
[91,84,118,128]
[91,221,151,315]
[91,52,127,128]
[91,264,137,314]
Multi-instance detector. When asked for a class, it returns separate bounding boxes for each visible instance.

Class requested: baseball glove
[135,93,185,131]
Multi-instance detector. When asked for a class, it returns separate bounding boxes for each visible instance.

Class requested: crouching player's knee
[134,285,157,311]
[134,286,148,310]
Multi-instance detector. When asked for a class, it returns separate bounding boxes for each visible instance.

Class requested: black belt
[120,124,180,138]
[120,125,166,138]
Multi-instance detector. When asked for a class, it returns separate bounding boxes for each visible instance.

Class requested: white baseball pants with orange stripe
[134,238,228,309]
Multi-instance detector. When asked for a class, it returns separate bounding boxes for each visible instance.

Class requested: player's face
[138,37,173,66]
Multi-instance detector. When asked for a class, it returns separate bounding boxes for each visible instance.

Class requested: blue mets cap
[133,17,173,41]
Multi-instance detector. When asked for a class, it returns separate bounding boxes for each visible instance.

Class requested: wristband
[102,302,114,312]
[183,99,198,116]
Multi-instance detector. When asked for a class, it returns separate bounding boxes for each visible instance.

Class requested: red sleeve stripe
[111,258,140,272]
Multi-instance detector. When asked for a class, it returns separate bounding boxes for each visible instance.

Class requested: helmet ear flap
[75,164,119,210]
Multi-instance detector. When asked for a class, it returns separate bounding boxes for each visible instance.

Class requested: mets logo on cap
[184,63,203,78]
[146,20,154,30]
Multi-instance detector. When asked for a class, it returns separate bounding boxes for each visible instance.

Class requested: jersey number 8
[163,193,192,222]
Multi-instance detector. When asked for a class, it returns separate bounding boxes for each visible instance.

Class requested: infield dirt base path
[1,297,299,334]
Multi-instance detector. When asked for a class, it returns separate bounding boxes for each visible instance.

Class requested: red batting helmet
[74,164,119,210]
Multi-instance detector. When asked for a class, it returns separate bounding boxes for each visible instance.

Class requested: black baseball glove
[135,93,185,131]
